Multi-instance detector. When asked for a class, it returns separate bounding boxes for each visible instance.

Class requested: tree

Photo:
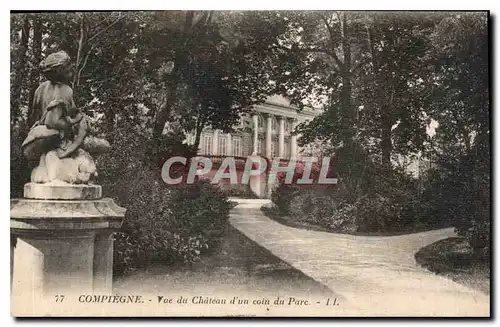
[357,13,441,168]
[156,11,304,148]
[10,11,313,158]
[423,12,489,253]
[426,12,489,157]
[27,16,43,126]
[278,12,444,170]
[10,14,30,127]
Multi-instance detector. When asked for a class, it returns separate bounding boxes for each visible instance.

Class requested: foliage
[424,12,490,255]
[271,184,302,215]
[271,158,334,214]
[169,179,231,239]
[417,150,490,256]
[92,125,231,274]
[112,176,231,274]
[9,12,297,147]
[270,151,445,234]
[10,128,31,198]
[240,12,446,168]
[220,184,260,199]
[267,12,489,253]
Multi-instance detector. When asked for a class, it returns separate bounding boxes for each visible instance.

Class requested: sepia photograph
[9,9,490,317]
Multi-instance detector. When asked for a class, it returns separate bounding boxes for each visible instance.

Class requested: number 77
[54,295,65,303]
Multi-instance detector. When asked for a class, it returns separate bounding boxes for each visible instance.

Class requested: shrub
[354,194,404,233]
[169,179,231,242]
[456,172,490,258]
[111,170,231,274]
[269,159,428,234]
[429,151,490,257]
[220,183,260,199]
[301,193,357,233]
[11,127,32,198]
[100,130,231,274]
[464,220,490,258]
[271,183,302,215]
[270,184,357,233]
[415,144,490,258]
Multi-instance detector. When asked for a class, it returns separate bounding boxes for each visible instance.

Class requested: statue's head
[40,51,73,84]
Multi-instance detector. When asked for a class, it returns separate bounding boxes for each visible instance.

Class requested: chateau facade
[185,95,322,159]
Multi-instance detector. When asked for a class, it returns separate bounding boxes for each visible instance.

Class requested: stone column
[278,117,285,157]
[212,130,219,155]
[265,114,272,158]
[11,183,125,316]
[92,231,115,292]
[290,118,298,159]
[226,133,232,156]
[252,114,259,154]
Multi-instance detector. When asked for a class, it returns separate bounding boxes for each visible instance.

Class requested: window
[271,141,278,158]
[271,116,277,131]
[202,135,212,155]
[255,138,263,154]
[284,141,290,158]
[218,137,227,156]
[232,137,242,156]
[284,119,291,132]
[258,115,264,131]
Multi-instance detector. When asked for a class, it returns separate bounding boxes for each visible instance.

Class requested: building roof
[253,95,322,121]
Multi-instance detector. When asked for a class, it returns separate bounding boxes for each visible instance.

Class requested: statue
[21,51,110,184]
[11,55,126,308]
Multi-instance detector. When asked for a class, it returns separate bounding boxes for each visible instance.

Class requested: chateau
[185,95,323,159]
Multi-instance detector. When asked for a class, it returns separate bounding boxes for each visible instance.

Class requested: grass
[261,206,444,237]
[114,224,334,298]
[415,237,490,294]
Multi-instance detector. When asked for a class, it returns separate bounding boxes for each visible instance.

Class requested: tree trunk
[339,13,355,150]
[11,15,30,126]
[381,110,392,168]
[73,13,86,92]
[152,11,195,139]
[153,78,179,139]
[367,19,392,169]
[194,124,203,150]
[27,17,43,126]
[194,122,203,148]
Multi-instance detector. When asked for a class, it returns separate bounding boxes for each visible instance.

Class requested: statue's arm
[28,86,43,127]
[66,112,83,125]
[57,117,89,159]
[62,87,83,124]
[44,106,71,130]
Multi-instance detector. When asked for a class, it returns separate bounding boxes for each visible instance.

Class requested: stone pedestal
[10,183,125,314]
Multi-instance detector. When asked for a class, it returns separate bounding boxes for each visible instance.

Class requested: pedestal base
[10,190,126,315]
[24,182,102,200]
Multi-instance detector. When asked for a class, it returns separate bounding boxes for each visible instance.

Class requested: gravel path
[229,198,490,317]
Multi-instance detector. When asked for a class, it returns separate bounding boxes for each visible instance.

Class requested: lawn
[415,237,490,294]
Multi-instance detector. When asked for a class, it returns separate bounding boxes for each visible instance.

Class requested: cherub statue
[21,51,110,184]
